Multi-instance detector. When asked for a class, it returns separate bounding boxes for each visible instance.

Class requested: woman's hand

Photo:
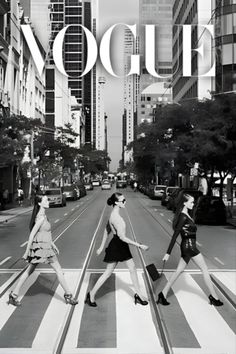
[138,244,149,251]
[96,247,103,256]
[162,253,170,262]
[22,251,29,260]
[52,242,59,255]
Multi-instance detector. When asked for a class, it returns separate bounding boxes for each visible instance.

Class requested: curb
[0,207,33,224]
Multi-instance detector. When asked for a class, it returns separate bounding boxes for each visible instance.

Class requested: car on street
[63,185,79,201]
[84,181,93,190]
[194,195,227,225]
[101,179,111,190]
[116,180,127,188]
[43,188,67,207]
[161,186,179,206]
[92,179,100,187]
[149,184,166,199]
[76,180,87,198]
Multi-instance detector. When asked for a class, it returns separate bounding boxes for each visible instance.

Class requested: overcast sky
[98,0,139,171]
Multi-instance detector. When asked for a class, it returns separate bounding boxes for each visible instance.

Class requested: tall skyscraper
[138,0,172,124]
[214,0,236,94]
[123,28,139,164]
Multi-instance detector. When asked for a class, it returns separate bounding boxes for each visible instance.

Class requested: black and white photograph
[0,0,235,353]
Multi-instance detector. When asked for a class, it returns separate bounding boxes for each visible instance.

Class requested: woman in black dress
[85,192,149,307]
[157,194,223,307]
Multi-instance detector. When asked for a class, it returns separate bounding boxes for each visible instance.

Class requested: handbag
[146,261,165,281]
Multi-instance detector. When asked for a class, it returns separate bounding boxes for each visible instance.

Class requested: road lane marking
[196,241,202,247]
[160,213,164,216]
[71,208,75,211]
[64,213,68,216]
[154,209,157,211]
[54,219,59,223]
[0,257,11,266]
[20,241,27,247]
[214,257,225,266]
[168,219,172,223]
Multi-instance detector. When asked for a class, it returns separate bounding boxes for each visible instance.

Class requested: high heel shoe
[209,295,223,307]
[64,294,78,305]
[84,292,97,307]
[134,293,148,306]
[156,292,170,306]
[8,292,21,306]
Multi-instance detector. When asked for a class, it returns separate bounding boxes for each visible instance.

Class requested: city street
[0,187,235,354]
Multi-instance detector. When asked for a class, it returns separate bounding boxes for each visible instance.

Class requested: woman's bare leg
[90,262,117,302]
[13,263,37,296]
[162,258,187,298]
[50,260,70,294]
[125,258,145,299]
[192,253,218,298]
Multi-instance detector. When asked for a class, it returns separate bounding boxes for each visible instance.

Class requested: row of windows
[174,0,197,27]
[65,17,82,25]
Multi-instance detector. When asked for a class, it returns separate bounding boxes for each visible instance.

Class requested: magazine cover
[0,0,235,353]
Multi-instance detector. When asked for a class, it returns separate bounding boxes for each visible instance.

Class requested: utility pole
[28,131,34,200]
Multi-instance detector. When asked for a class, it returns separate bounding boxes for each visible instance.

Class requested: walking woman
[8,195,78,306]
[157,193,223,307]
[85,192,149,307]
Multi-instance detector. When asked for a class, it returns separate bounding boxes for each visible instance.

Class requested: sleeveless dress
[103,218,132,263]
[167,212,200,264]
[27,215,58,264]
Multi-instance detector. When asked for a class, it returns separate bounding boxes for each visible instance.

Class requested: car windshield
[45,189,61,195]
[63,186,73,191]
[103,181,109,184]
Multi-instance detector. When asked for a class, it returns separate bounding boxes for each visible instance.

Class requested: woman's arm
[22,217,44,258]
[114,219,148,250]
[163,214,187,260]
[96,222,112,255]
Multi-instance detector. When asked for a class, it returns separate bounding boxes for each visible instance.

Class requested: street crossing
[0,269,235,354]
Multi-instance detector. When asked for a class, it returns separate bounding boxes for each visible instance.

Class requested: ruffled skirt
[27,231,58,264]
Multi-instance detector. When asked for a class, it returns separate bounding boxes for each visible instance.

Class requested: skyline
[98,0,139,171]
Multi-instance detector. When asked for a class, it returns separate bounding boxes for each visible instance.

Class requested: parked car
[161,186,179,206]
[76,180,87,197]
[116,180,127,188]
[84,181,93,190]
[152,185,167,199]
[101,179,111,190]
[44,188,66,207]
[63,185,78,200]
[172,188,203,212]
[194,196,227,225]
[92,179,100,187]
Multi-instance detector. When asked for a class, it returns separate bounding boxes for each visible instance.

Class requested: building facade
[172,0,214,102]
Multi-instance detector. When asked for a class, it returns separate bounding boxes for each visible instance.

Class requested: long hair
[172,193,193,230]
[29,195,43,231]
[107,192,122,206]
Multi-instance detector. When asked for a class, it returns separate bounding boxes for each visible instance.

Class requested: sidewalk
[0,202,33,224]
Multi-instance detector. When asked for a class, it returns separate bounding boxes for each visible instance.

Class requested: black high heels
[85,292,97,307]
[64,294,78,305]
[209,294,223,307]
[134,293,148,306]
[156,292,170,306]
[8,292,21,307]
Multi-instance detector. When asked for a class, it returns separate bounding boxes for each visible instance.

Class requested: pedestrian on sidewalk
[8,195,78,307]
[17,187,24,206]
[157,193,223,307]
[85,192,149,307]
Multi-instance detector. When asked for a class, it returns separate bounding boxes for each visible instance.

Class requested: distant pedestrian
[8,195,78,307]
[17,187,24,206]
[133,181,138,192]
[3,189,9,205]
[85,192,149,307]
[157,193,223,307]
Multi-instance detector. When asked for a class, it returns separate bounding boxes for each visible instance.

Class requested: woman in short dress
[157,193,223,307]
[8,195,77,306]
[85,193,149,307]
